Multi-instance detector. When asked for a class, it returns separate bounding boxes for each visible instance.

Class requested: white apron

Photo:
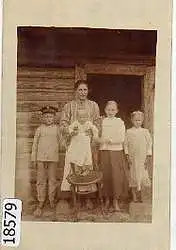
[61,101,95,191]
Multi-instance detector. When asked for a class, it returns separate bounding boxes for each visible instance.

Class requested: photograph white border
[0,1,172,249]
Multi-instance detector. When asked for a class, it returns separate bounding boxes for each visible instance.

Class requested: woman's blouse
[60,99,100,130]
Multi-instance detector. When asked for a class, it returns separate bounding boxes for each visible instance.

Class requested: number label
[1,199,22,247]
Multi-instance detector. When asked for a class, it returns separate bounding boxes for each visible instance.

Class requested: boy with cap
[31,106,60,217]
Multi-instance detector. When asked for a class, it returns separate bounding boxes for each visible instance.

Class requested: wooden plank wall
[15,67,75,203]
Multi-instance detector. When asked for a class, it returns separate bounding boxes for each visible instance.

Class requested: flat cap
[40,105,58,114]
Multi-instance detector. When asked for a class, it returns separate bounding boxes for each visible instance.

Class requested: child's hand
[93,137,101,145]
[73,125,79,131]
[126,155,132,169]
[70,127,79,136]
[97,138,105,144]
[85,128,92,137]
[104,139,112,144]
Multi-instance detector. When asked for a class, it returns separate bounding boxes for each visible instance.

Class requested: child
[99,101,128,212]
[67,111,99,176]
[31,106,60,217]
[124,111,152,203]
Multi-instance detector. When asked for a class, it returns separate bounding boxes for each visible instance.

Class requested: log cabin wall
[15,63,155,203]
[16,66,75,202]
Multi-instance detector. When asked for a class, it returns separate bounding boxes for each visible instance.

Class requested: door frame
[75,63,155,134]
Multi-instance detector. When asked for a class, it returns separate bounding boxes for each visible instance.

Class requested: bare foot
[104,199,110,210]
[85,199,94,210]
[132,188,138,202]
[33,207,43,217]
[38,201,45,209]
[113,199,121,212]
[50,200,56,209]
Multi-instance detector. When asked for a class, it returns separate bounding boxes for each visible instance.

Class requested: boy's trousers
[36,161,58,203]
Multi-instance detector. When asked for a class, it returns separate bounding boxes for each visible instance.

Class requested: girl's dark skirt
[100,150,129,201]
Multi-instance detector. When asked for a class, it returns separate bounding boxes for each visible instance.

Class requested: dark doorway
[88,74,143,128]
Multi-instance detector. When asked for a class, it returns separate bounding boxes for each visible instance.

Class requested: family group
[31,80,152,217]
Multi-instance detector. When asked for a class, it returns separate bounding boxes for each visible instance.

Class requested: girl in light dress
[124,111,152,203]
[99,101,129,212]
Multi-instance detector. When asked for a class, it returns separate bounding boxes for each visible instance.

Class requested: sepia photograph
[15,27,157,223]
[1,0,172,248]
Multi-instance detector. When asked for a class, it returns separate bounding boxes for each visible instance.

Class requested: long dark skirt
[100,150,129,201]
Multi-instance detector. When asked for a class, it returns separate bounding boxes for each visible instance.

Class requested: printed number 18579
[1,199,22,247]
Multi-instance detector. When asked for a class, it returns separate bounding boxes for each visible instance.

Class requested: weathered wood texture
[16,67,75,201]
[143,67,155,134]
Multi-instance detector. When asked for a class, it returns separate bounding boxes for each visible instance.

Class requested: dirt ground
[22,187,152,223]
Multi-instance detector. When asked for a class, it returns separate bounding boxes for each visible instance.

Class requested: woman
[60,80,101,204]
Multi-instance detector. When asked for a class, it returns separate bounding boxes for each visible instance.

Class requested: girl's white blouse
[100,117,125,151]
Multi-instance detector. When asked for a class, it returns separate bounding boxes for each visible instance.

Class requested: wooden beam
[85,63,147,76]
[17,55,156,68]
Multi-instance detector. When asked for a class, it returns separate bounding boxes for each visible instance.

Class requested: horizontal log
[17,79,74,90]
[16,112,42,125]
[17,91,73,101]
[85,63,147,76]
[16,138,33,154]
[17,101,68,112]
[17,88,74,94]
[17,67,75,79]
[16,111,61,125]
[18,55,156,69]
[16,125,40,138]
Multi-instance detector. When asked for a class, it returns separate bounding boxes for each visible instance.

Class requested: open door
[75,64,155,134]
[87,74,142,128]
